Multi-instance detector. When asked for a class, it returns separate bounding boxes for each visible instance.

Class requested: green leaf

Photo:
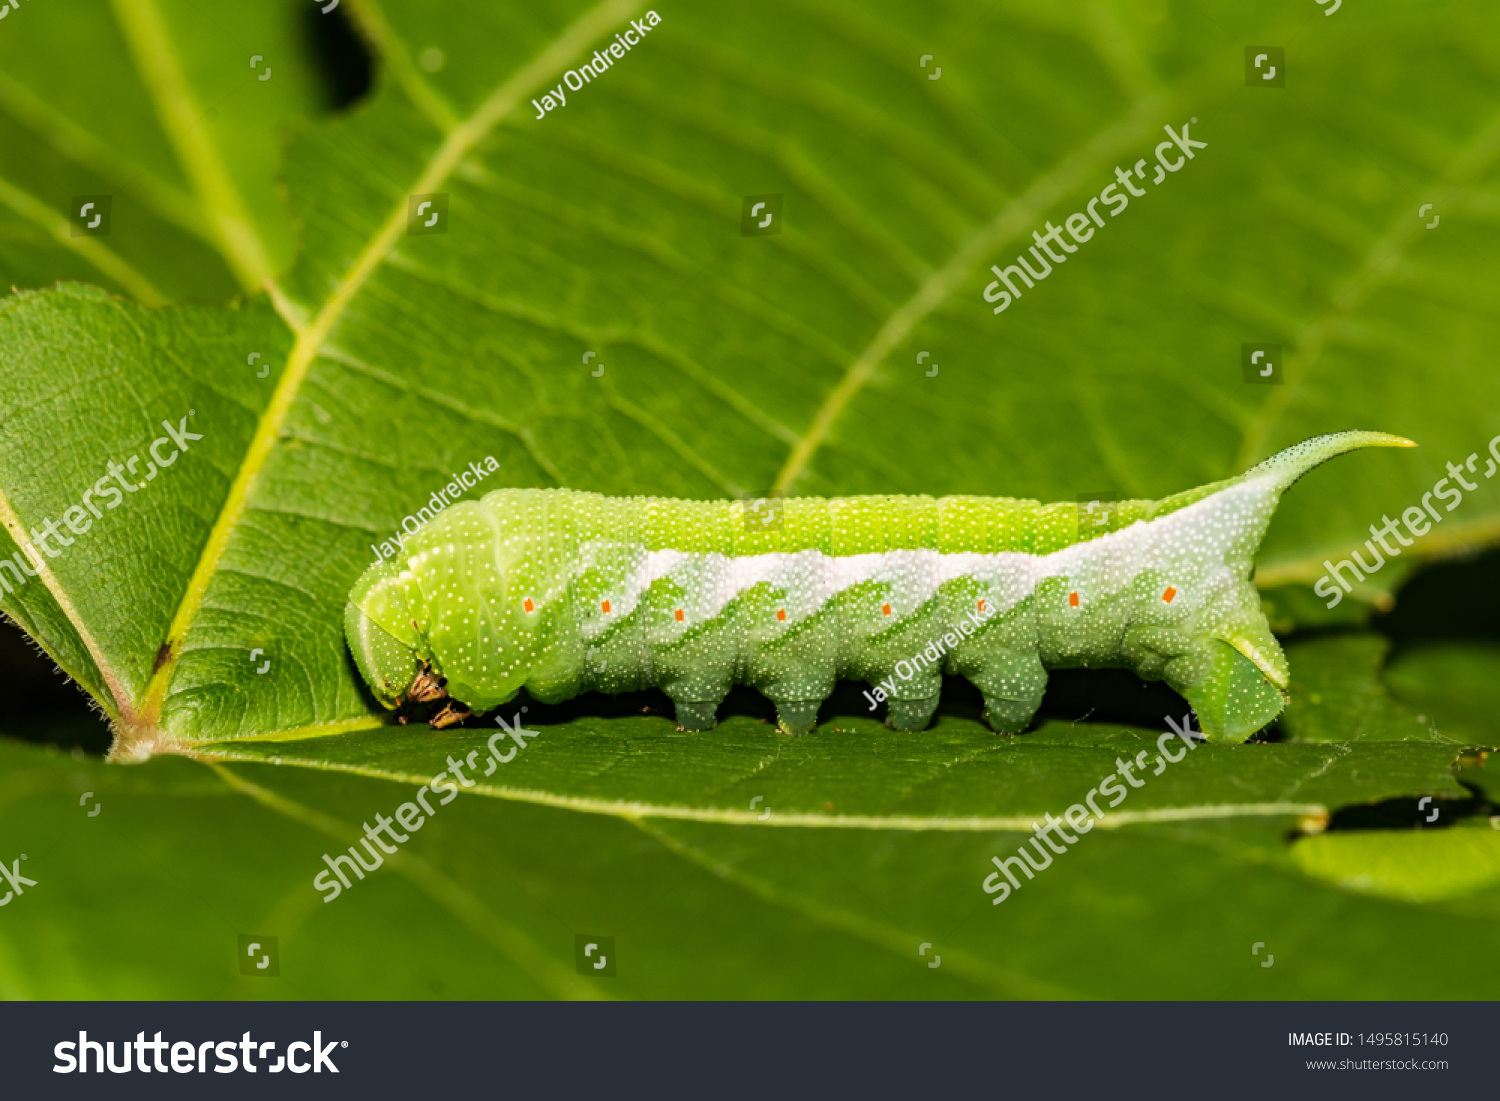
[1259,582,1375,635]
[3,0,1500,998]
[1281,633,1463,744]
[1,718,1493,998]
[1385,643,1500,745]
[0,0,346,302]
[207,709,1472,821]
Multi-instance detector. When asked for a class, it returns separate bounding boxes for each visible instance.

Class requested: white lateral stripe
[577,481,1271,623]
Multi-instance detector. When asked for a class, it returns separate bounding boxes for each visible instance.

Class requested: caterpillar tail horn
[1245,430,1416,494]
[1173,430,1415,742]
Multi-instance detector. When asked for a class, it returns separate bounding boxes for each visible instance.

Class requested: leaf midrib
[184,747,1332,832]
[109,0,273,292]
[129,0,648,753]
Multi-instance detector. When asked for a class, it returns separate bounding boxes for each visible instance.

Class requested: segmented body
[344,431,1413,741]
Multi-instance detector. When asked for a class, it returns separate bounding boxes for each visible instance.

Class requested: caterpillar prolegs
[345,431,1413,742]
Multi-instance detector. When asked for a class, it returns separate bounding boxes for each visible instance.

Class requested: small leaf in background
[1293,828,1500,903]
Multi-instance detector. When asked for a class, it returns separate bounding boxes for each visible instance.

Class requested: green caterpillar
[345,431,1412,741]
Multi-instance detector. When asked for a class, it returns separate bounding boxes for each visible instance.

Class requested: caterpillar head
[345,533,541,723]
[344,596,475,728]
[344,596,426,712]
[344,554,457,718]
